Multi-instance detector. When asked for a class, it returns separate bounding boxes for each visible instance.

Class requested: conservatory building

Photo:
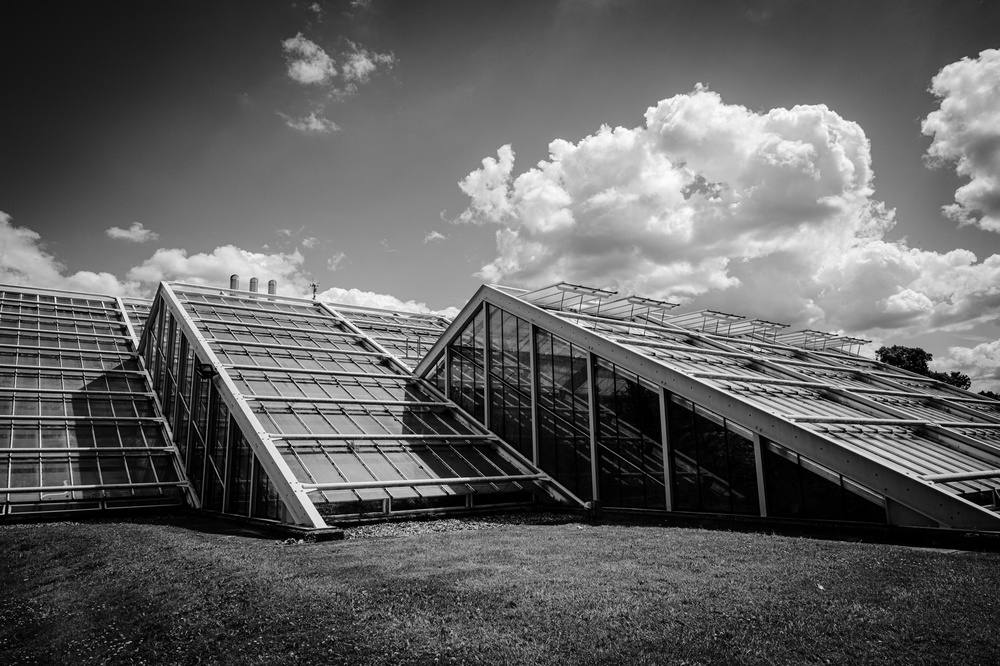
[2,279,1000,537]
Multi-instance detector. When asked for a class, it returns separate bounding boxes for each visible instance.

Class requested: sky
[2,0,1000,390]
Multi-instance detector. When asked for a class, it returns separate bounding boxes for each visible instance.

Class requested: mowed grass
[2,516,999,665]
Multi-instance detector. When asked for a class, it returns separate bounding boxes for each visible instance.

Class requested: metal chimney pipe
[230,274,239,290]
[249,277,259,293]
[267,280,277,295]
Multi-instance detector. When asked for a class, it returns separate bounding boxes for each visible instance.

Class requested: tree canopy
[875,345,971,390]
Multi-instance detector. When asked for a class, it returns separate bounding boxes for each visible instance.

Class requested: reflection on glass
[762,442,885,523]
[668,396,759,516]
[594,358,664,510]
[535,329,592,500]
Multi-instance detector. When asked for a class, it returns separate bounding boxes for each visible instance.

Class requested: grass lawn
[2,514,999,665]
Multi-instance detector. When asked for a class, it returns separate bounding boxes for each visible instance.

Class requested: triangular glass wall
[141,282,567,529]
[416,283,1000,531]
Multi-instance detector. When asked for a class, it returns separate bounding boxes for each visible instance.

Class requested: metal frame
[416,285,1000,530]
[159,283,327,527]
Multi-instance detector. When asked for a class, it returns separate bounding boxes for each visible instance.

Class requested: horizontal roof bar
[179,298,334,321]
[921,469,1000,483]
[0,387,153,397]
[0,325,129,340]
[1,447,175,453]
[273,433,494,441]
[0,343,132,357]
[690,372,829,388]
[0,364,144,375]
[301,473,545,491]
[248,395,449,408]
[0,296,118,315]
[192,317,356,338]
[209,339,385,357]
[353,321,450,335]
[0,481,186,493]
[786,415,1000,428]
[0,416,163,423]
[224,364,410,380]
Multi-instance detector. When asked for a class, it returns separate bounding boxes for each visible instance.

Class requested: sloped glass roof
[418,282,1000,530]
[152,283,556,527]
[0,284,184,517]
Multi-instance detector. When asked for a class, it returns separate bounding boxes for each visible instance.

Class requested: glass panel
[594,358,665,510]
[762,442,885,523]
[668,396,759,516]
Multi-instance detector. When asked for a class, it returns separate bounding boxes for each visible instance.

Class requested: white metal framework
[416,283,1000,531]
[137,281,567,529]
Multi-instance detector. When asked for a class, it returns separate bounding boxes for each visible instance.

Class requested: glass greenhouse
[3,279,1000,536]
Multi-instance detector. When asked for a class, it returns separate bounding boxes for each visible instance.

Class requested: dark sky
[2,0,999,386]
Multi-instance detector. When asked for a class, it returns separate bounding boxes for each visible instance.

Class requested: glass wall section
[535,329,592,500]
[148,297,295,522]
[0,286,183,516]
[486,305,533,460]
[202,398,229,511]
[593,359,664,509]
[227,429,254,516]
[762,441,886,523]
[668,396,759,515]
[448,307,486,422]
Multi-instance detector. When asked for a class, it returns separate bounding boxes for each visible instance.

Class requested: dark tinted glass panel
[594,358,664,510]
[762,442,885,523]
[669,398,759,516]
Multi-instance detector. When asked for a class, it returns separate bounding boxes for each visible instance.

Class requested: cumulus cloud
[318,286,455,318]
[922,49,1000,232]
[1,211,457,318]
[456,85,1000,340]
[0,212,141,296]
[340,41,394,84]
[126,245,313,295]
[105,222,159,243]
[423,230,447,243]
[278,111,340,134]
[282,33,337,85]
[935,340,1000,393]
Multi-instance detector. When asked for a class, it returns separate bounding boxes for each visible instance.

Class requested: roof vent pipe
[249,277,259,293]
[230,274,239,290]
[267,279,277,295]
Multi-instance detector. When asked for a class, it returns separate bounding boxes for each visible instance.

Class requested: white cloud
[318,286,454,317]
[1,211,457,319]
[281,33,337,85]
[935,340,1000,393]
[340,41,394,84]
[278,111,339,134]
[423,230,447,243]
[0,212,142,296]
[922,49,1000,232]
[105,222,159,243]
[457,144,516,224]
[327,251,346,271]
[455,86,1000,340]
[309,2,323,17]
[126,245,312,295]
[302,236,320,249]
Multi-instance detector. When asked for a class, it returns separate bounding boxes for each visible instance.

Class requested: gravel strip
[340,510,584,540]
